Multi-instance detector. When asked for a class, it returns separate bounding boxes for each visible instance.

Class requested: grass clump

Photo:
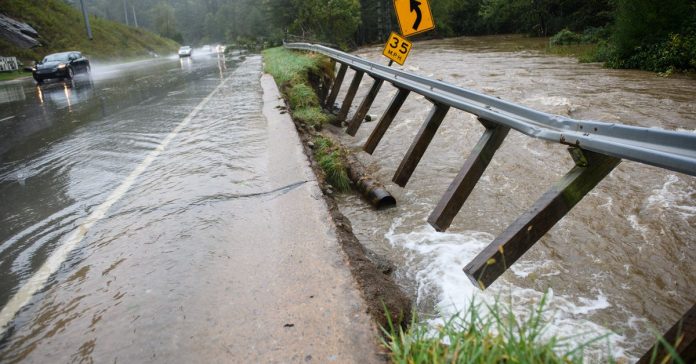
[263,47,335,130]
[293,107,334,129]
[383,295,612,364]
[313,136,350,192]
[263,47,324,86]
[0,70,31,82]
[287,82,319,109]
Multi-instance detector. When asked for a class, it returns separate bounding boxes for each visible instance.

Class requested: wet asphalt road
[0,52,254,361]
[0,52,238,311]
[0,51,380,363]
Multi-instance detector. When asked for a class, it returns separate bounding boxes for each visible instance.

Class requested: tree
[151,2,178,40]
[613,0,693,57]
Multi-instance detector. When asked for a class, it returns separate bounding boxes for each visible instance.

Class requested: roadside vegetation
[543,1,696,74]
[263,47,335,129]
[0,0,179,64]
[385,294,687,364]
[263,47,349,191]
[313,137,351,192]
[0,70,31,82]
[384,296,610,364]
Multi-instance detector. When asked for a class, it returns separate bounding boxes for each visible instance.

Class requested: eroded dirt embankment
[268,55,412,333]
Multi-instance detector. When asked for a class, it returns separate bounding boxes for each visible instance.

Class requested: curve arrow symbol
[409,0,422,30]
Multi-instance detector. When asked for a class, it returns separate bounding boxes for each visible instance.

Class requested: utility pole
[123,0,129,26]
[79,0,93,40]
[132,6,138,27]
[377,0,383,41]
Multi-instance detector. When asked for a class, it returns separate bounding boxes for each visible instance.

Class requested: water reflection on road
[334,35,695,361]
[0,50,261,362]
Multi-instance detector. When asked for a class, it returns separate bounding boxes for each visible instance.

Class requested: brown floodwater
[333,35,695,362]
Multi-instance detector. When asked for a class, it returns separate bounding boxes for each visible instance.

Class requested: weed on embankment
[263,47,347,190]
[383,295,614,364]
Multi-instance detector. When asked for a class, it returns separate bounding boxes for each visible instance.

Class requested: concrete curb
[259,73,383,363]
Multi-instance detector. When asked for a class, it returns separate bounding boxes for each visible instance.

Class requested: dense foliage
[605,0,696,72]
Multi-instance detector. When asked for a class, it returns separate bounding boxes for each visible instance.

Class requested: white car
[178,46,192,57]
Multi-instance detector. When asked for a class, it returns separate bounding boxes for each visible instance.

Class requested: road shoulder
[260,73,385,363]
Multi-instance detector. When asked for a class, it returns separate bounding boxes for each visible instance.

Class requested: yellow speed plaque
[382,32,413,65]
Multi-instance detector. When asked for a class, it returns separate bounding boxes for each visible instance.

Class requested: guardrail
[284,42,695,361]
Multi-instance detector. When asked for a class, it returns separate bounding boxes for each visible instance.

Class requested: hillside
[0,0,179,62]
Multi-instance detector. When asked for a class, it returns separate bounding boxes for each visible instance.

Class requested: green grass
[383,295,612,364]
[0,70,31,82]
[0,0,179,63]
[263,47,325,86]
[263,47,347,190]
[263,47,335,130]
[546,44,601,63]
[313,136,351,192]
[293,107,333,129]
[287,82,319,109]
[383,295,689,364]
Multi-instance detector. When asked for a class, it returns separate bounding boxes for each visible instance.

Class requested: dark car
[32,51,90,84]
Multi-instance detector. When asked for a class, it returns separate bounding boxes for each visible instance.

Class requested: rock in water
[0,14,40,49]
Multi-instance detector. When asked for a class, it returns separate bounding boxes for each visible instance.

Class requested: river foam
[385,218,634,362]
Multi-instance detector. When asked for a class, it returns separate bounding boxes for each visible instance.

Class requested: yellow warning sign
[382,32,413,65]
[393,0,435,37]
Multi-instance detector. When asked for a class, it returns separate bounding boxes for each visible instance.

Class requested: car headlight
[31,67,36,72]
[57,63,66,69]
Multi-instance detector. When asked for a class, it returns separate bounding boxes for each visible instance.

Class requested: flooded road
[335,36,695,361]
[0,52,263,361]
[0,50,379,363]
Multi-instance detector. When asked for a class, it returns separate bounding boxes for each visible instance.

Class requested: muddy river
[334,35,695,361]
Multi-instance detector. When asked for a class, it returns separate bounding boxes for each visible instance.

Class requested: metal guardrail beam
[285,42,696,177]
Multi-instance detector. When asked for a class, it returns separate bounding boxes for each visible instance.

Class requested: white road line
[0,75,231,335]
[0,115,16,123]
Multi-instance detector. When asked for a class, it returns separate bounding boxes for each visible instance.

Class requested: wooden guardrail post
[638,303,696,364]
[324,63,347,108]
[392,103,450,187]
[346,78,384,136]
[336,70,364,122]
[464,148,621,289]
[364,88,410,154]
[428,119,510,232]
